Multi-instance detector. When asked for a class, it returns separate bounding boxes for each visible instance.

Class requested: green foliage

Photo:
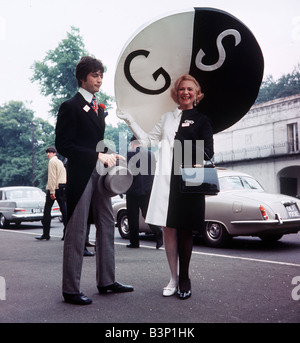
[256,64,300,103]
[0,101,55,188]
[0,102,129,189]
[104,122,132,154]
[31,26,114,116]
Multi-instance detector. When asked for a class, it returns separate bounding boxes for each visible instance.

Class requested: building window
[287,123,299,153]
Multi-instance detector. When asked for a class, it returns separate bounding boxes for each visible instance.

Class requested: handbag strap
[181,152,215,169]
[194,151,215,168]
[204,151,216,168]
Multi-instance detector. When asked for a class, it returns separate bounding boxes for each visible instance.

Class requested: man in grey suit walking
[55,56,134,305]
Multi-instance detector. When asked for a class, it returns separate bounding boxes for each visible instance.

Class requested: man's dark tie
[91,96,98,114]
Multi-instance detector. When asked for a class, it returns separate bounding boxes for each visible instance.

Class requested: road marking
[115,241,300,268]
[2,229,300,268]
[191,250,300,268]
[1,229,42,236]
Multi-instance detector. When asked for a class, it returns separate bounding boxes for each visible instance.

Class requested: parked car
[112,168,300,247]
[0,186,61,228]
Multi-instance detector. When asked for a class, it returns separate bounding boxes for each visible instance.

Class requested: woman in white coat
[117,75,214,299]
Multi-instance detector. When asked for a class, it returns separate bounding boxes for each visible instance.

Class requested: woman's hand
[116,109,134,124]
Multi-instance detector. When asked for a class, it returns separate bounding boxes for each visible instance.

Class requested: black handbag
[179,154,220,195]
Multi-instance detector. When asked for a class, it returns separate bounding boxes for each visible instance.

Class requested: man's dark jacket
[55,92,106,221]
[127,147,156,196]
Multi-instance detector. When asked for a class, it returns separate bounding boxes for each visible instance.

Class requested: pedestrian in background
[126,135,163,249]
[35,147,67,240]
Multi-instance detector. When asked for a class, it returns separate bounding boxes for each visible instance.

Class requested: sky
[0,0,299,126]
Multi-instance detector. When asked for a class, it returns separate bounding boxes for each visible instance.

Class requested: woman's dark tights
[177,229,193,292]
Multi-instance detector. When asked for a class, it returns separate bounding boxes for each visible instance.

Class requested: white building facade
[214,93,300,197]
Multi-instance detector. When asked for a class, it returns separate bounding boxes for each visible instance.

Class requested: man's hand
[50,194,56,200]
[98,152,126,168]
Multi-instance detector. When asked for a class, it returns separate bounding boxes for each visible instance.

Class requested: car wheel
[203,221,231,248]
[0,214,9,229]
[117,211,130,239]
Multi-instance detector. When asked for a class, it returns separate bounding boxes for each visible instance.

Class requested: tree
[31,117,57,188]
[31,26,113,116]
[104,122,133,154]
[0,101,55,188]
[256,64,300,103]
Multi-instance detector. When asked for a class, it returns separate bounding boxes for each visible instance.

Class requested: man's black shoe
[63,292,92,305]
[126,243,139,248]
[97,281,134,294]
[156,230,163,249]
[84,248,95,256]
[35,235,50,240]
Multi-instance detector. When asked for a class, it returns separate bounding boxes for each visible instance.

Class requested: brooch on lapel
[182,120,194,127]
[83,105,90,112]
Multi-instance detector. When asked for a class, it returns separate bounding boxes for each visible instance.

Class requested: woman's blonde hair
[170,74,204,106]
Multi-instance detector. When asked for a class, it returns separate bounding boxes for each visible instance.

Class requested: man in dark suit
[55,56,133,305]
[126,136,163,249]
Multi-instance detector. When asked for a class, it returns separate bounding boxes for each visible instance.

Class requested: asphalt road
[0,219,300,327]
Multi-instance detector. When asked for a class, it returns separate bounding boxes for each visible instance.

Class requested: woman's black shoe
[178,278,191,299]
[178,289,191,299]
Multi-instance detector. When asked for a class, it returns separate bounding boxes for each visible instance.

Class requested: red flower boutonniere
[99,103,108,117]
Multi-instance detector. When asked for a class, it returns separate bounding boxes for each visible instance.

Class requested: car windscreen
[5,189,44,200]
[219,176,264,192]
[240,176,264,190]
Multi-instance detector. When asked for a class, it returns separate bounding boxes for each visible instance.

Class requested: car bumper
[231,215,300,235]
[11,212,61,222]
